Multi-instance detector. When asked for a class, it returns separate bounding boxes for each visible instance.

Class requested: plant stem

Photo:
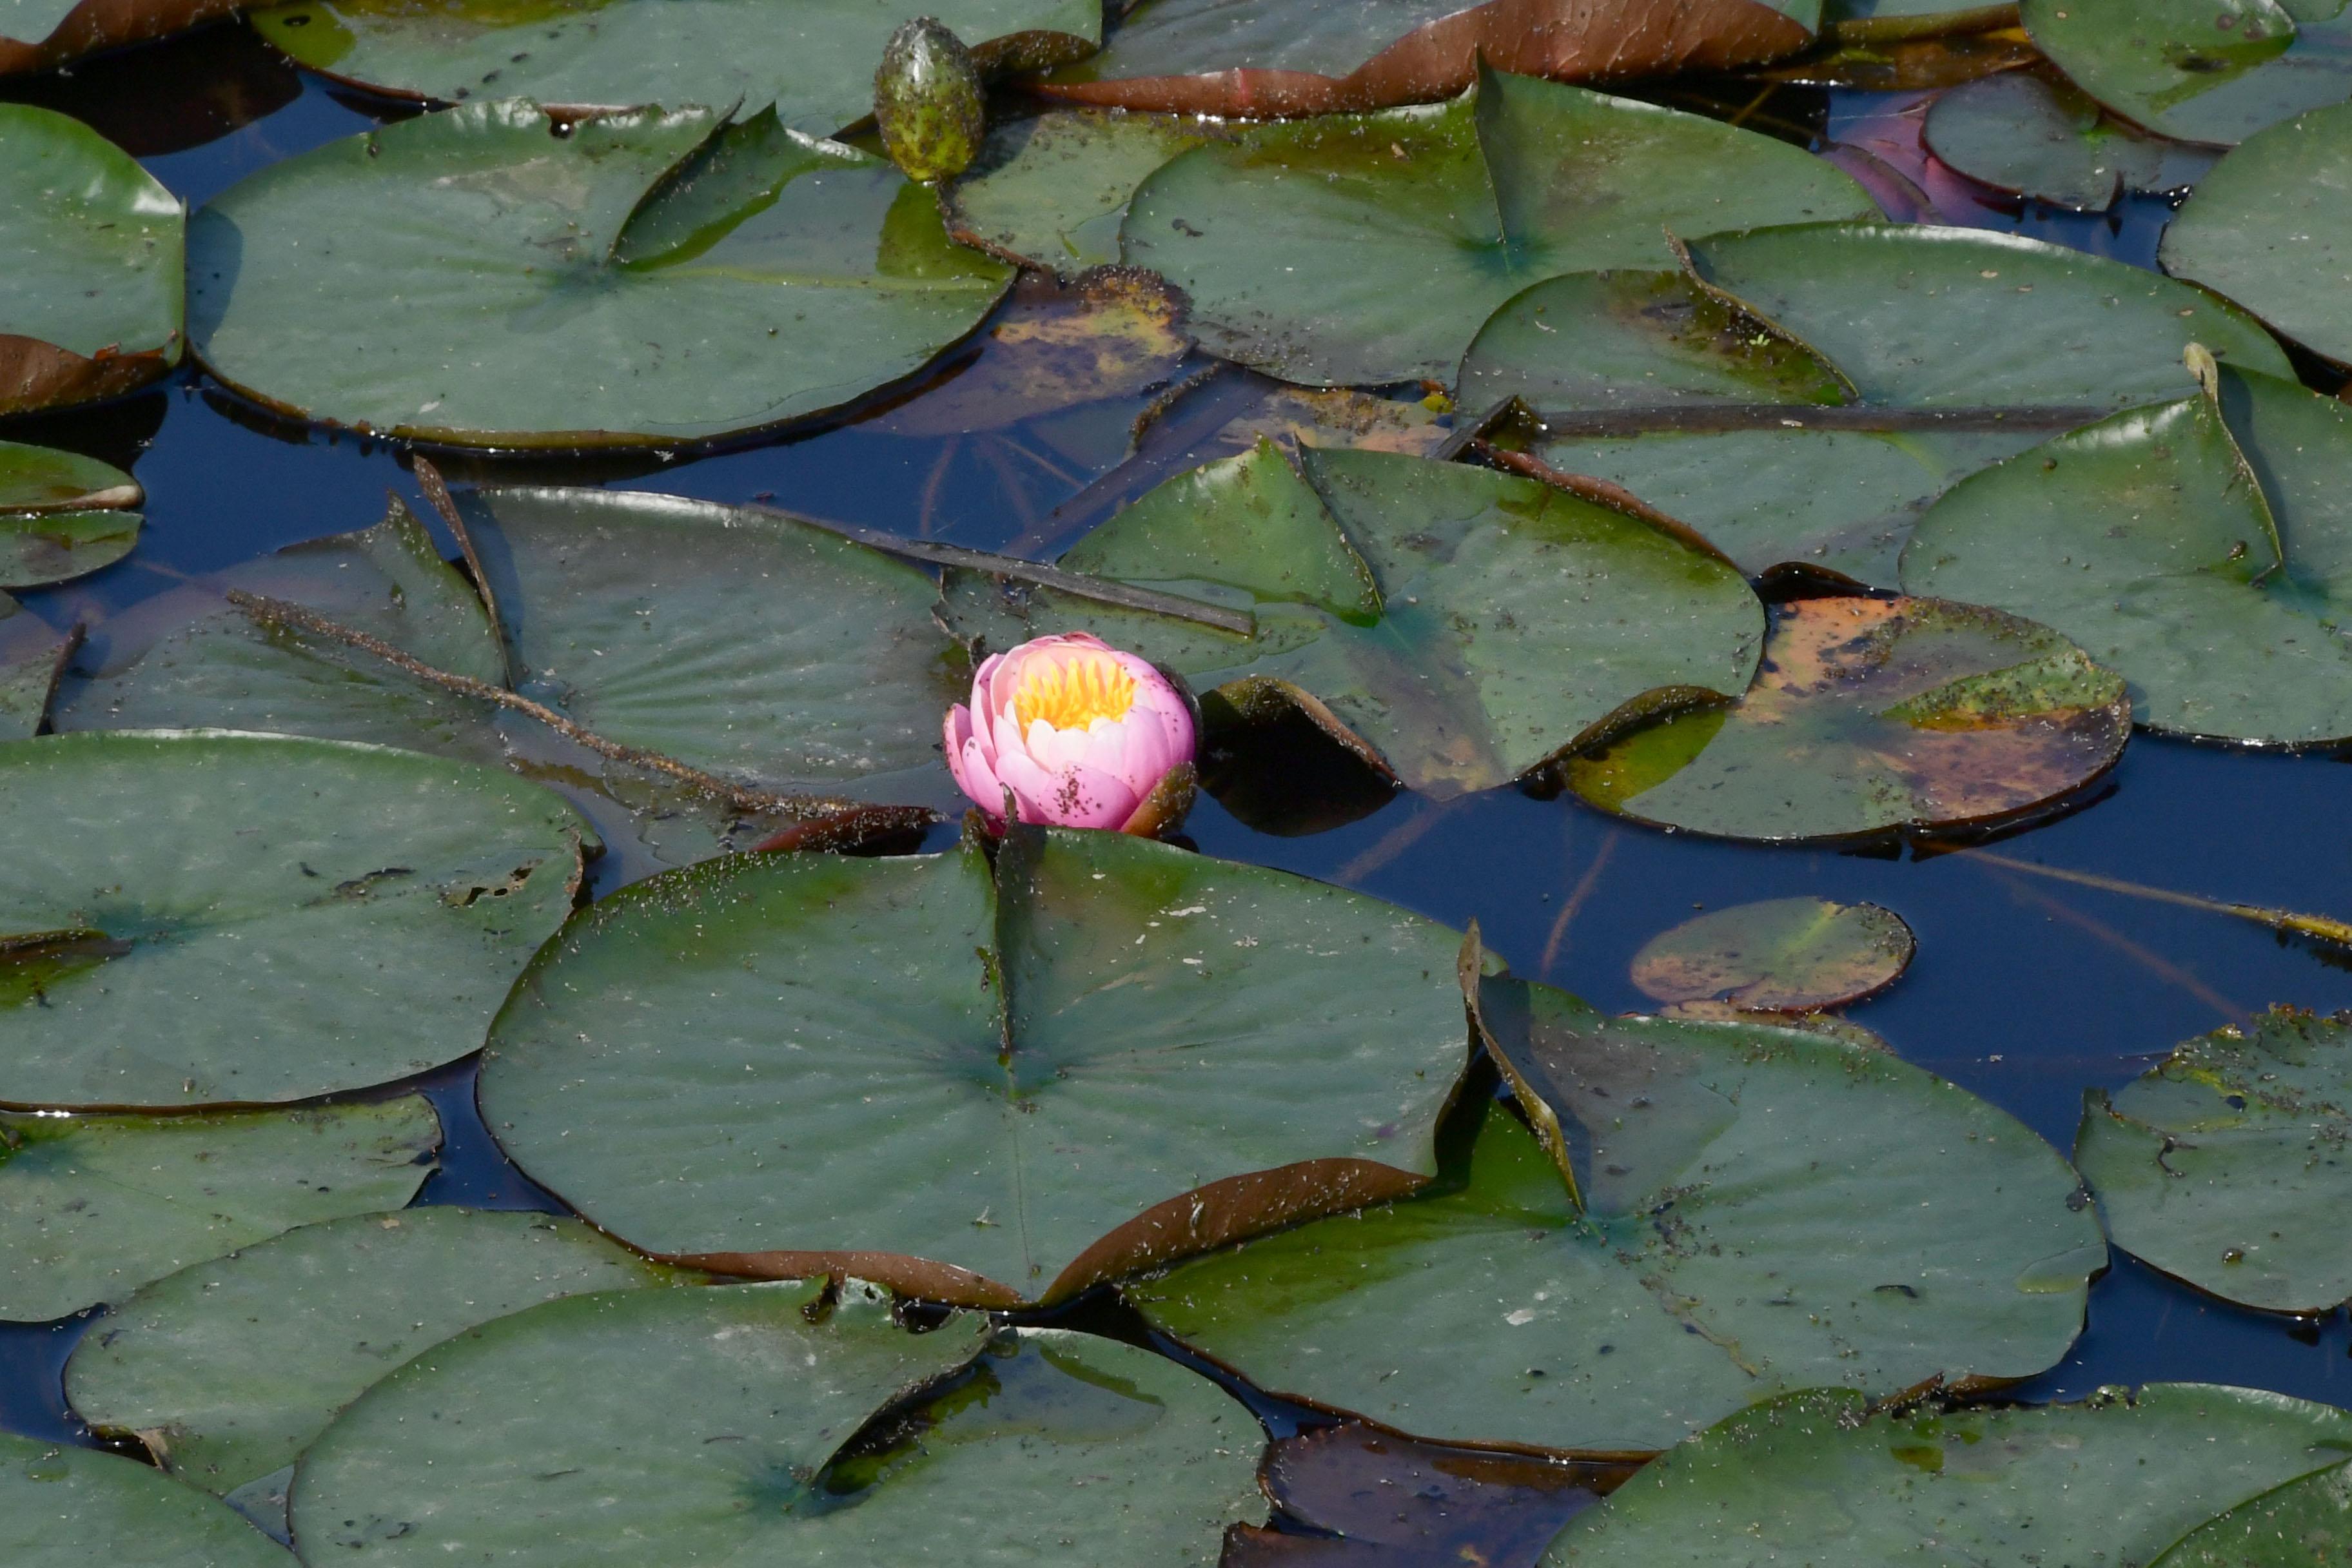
[1959,848,2352,950]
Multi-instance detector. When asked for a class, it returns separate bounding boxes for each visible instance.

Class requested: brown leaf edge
[0,0,239,72]
[1035,0,1813,116]
[0,335,176,417]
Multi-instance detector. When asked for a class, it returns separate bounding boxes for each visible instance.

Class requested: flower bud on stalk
[874,17,985,183]
[945,633,1197,836]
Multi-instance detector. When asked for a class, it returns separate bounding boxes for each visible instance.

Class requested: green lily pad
[247,0,1094,128]
[2019,0,2352,146]
[1629,896,1915,1010]
[0,1430,286,1567]
[2161,100,2352,366]
[0,607,73,742]
[67,1208,699,1500]
[57,486,965,871]
[190,101,1014,448]
[288,1281,1266,1565]
[1562,594,2132,843]
[1461,223,2291,585]
[1119,66,1874,387]
[1542,1384,2352,1564]
[1041,0,1817,116]
[2154,1460,2352,1565]
[478,825,1471,1306]
[0,1095,438,1322]
[0,731,593,1108]
[0,442,141,590]
[2077,1007,2352,1314]
[0,104,182,417]
[1924,71,2219,209]
[1132,978,2101,1453]
[946,110,1227,275]
[1902,363,2352,745]
[941,444,1765,798]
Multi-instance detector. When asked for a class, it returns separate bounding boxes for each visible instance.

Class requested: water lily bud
[945,632,1197,836]
[874,16,985,184]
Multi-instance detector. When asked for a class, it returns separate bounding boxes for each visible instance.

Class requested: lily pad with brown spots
[1629,896,1914,1011]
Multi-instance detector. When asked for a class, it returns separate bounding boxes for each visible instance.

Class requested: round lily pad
[1903,363,2352,745]
[2161,101,2352,366]
[1119,66,1874,387]
[1039,0,1816,115]
[1924,71,2217,210]
[0,103,182,416]
[190,101,1014,447]
[65,1208,701,1500]
[946,110,1228,275]
[1562,595,2130,843]
[2019,0,2352,146]
[2077,1007,2352,1314]
[940,444,1765,799]
[1,1095,438,1322]
[247,0,1095,128]
[1629,896,1915,1010]
[0,440,142,589]
[1132,978,2101,1453]
[1542,1384,2352,1564]
[287,1281,1266,1565]
[0,1429,286,1568]
[2153,1459,2352,1566]
[1461,223,2291,585]
[0,730,593,1108]
[479,825,1471,1306]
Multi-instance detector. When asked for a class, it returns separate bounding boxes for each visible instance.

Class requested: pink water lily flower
[945,632,1197,835]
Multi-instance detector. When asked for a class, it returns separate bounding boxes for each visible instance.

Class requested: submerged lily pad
[248,0,1095,128]
[2154,1460,2352,1565]
[1542,1385,2352,1563]
[0,104,182,417]
[1461,223,2290,585]
[67,1208,699,1498]
[0,441,141,589]
[2077,1008,2352,1314]
[0,1096,437,1322]
[1121,66,1874,387]
[1041,0,1817,115]
[1903,363,2352,745]
[288,1281,1265,1565]
[2019,0,2352,146]
[1562,595,2130,843]
[2161,101,2352,366]
[1924,71,2218,209]
[1133,979,2100,1453]
[478,827,1469,1306]
[0,1429,286,1567]
[1629,896,1915,1010]
[0,731,591,1108]
[190,101,1013,447]
[942,444,1764,798]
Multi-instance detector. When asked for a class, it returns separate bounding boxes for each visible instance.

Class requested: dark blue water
[8,26,2352,1560]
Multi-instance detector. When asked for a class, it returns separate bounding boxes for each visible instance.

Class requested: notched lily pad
[1133,973,2100,1453]
[0,104,183,416]
[190,100,1014,447]
[0,1429,287,1567]
[2161,101,2352,367]
[477,825,1473,1306]
[0,1095,438,1322]
[1903,361,2352,745]
[1629,896,1915,1010]
[1039,0,1819,115]
[2077,1006,2352,1314]
[1543,1384,2352,1564]
[66,1207,701,1500]
[946,109,1232,276]
[2019,0,2352,146]
[0,441,142,590]
[0,731,593,1108]
[942,443,1765,799]
[288,1281,1266,1565]
[1925,70,2218,210]
[2153,1459,2352,1565]
[1562,594,2131,844]
[1121,66,1874,387]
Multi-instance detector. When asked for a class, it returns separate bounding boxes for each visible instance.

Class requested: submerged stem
[1959,848,2352,950]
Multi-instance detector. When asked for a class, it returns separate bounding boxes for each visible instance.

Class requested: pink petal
[995,748,1141,830]
[952,733,1008,818]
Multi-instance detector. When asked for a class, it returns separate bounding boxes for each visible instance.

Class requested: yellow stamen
[1013,655,1137,732]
